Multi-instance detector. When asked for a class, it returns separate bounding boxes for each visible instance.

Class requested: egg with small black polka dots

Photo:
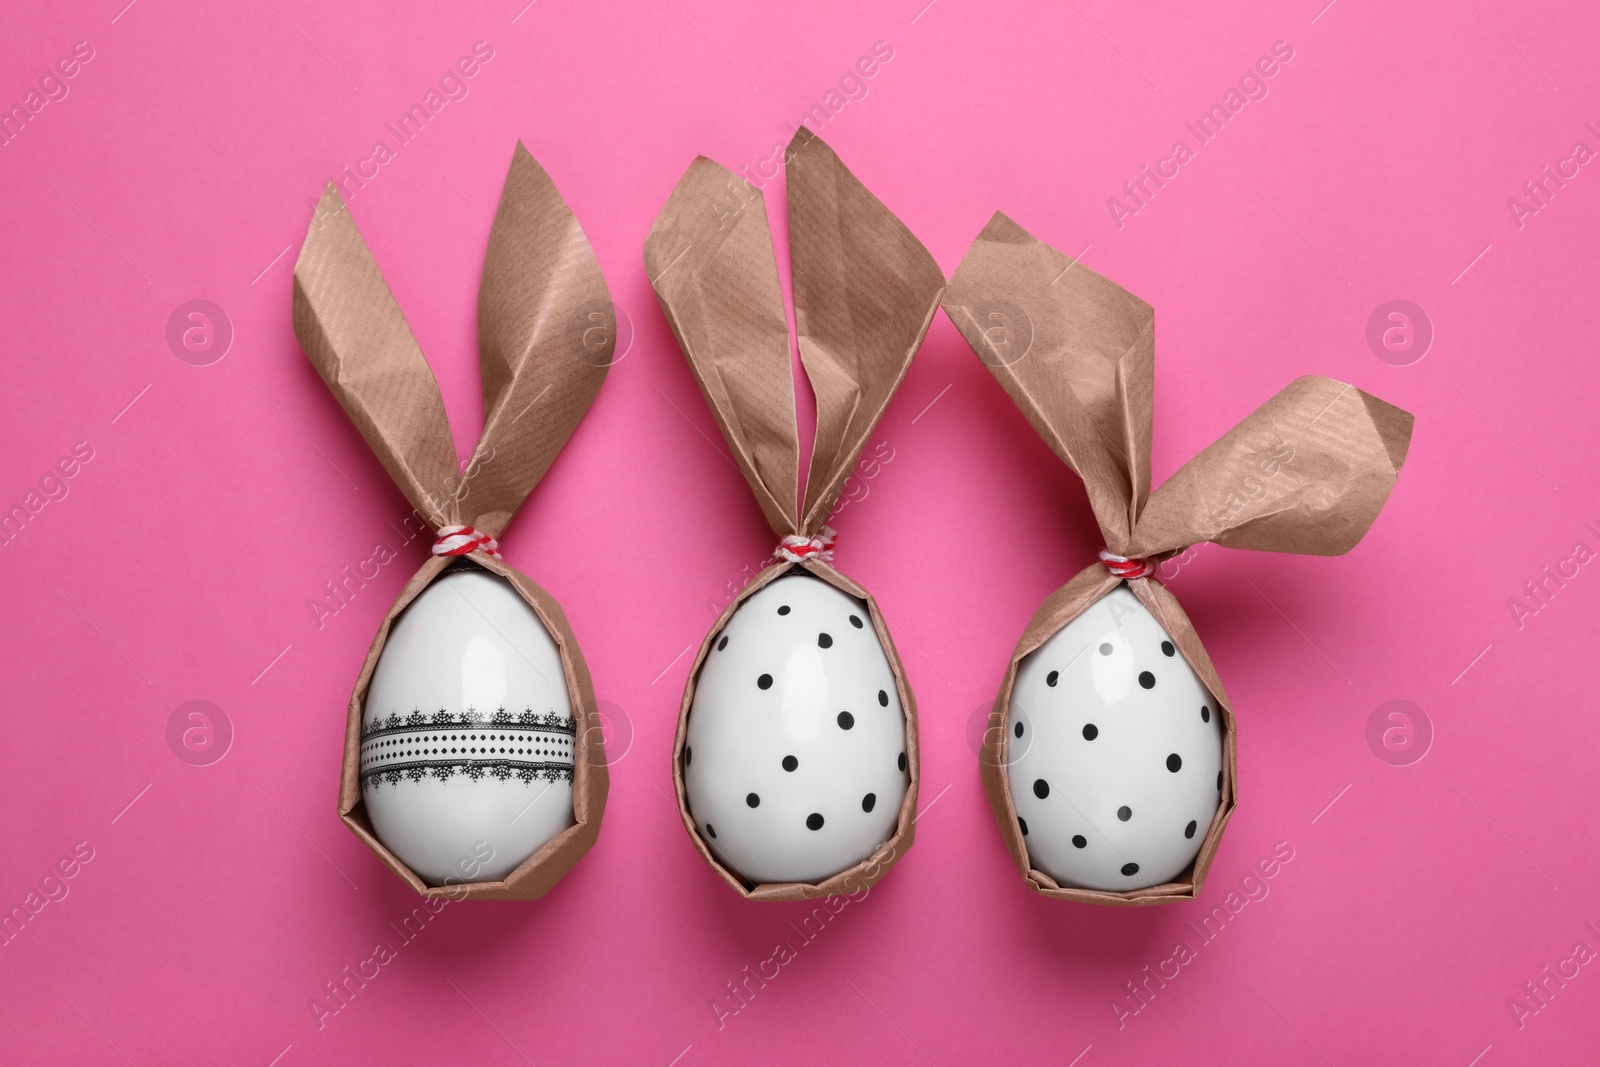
[684,573,908,884]
[1006,586,1222,892]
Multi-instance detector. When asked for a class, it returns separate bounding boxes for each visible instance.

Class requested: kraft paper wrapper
[945,211,1414,905]
[646,130,944,900]
[292,143,613,900]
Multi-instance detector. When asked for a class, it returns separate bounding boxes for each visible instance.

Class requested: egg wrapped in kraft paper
[1008,587,1223,890]
[361,568,575,886]
[293,143,614,899]
[945,211,1414,905]
[646,129,944,898]
[686,573,908,885]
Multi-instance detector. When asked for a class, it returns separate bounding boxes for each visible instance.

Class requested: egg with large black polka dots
[685,573,908,884]
[1007,586,1222,891]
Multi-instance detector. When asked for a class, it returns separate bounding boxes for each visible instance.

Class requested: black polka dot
[1046,670,1059,687]
[1099,642,1113,655]
[849,614,863,629]
[746,793,760,808]
[1033,779,1050,799]
[897,752,906,772]
[806,813,824,831]
[1138,671,1155,689]
[684,746,692,766]
[1201,705,1211,723]
[837,711,854,730]
[1161,640,1175,657]
[1117,805,1132,821]
[862,793,876,812]
[1072,834,1087,848]
[782,755,798,772]
[878,689,889,706]
[717,635,728,651]
[777,605,791,615]
[1019,817,1029,836]
[1185,820,1197,839]
[757,674,772,689]
[1217,771,1224,791]
[1082,723,1098,741]
[1166,753,1182,773]
[1120,862,1140,877]
[1014,722,1024,739]
[817,633,833,648]
[706,823,716,839]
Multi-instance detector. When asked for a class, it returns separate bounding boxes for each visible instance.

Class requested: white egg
[361,567,574,886]
[1007,586,1223,891]
[685,573,907,885]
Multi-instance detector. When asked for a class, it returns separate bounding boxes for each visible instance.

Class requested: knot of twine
[1099,549,1155,580]
[774,526,836,564]
[432,525,501,560]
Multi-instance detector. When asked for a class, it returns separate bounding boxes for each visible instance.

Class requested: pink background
[2,0,1597,1063]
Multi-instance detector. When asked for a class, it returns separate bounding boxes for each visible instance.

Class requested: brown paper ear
[644,156,802,537]
[293,184,461,526]
[788,130,946,532]
[467,143,613,537]
[943,212,1153,548]
[1127,375,1414,559]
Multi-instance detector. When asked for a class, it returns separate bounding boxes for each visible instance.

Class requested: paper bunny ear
[646,131,943,538]
[645,155,802,536]
[467,143,614,537]
[942,211,1153,548]
[788,130,945,532]
[293,186,460,527]
[1127,376,1413,558]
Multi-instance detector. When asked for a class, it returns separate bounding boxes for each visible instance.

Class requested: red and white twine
[1099,549,1155,580]
[432,525,501,560]
[774,526,836,564]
